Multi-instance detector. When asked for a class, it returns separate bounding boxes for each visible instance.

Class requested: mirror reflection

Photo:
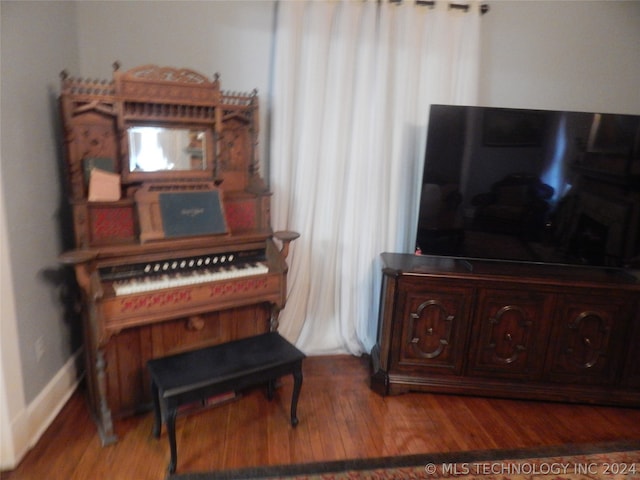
[128,126,207,172]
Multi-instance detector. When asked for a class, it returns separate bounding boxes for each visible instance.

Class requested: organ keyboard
[58,64,298,445]
[112,262,269,295]
[101,248,268,295]
[67,237,294,339]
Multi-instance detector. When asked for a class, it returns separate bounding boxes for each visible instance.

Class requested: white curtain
[270,0,482,356]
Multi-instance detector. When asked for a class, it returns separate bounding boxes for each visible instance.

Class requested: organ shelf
[58,63,298,444]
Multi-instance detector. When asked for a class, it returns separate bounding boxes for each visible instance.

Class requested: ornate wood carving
[116,64,220,106]
[564,310,610,369]
[486,305,531,365]
[408,300,454,359]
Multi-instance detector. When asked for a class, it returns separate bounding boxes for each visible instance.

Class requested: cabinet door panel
[468,289,553,380]
[545,295,630,385]
[396,283,472,375]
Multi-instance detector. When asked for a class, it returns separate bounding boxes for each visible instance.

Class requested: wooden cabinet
[370,253,640,407]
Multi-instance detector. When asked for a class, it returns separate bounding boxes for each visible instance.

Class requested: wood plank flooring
[3,354,640,480]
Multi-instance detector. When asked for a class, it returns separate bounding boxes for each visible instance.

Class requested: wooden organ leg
[95,348,117,445]
[75,262,117,446]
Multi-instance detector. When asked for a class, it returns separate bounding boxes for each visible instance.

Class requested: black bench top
[147,332,305,398]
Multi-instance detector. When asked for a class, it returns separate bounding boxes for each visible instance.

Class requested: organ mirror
[125,126,215,183]
[127,126,207,172]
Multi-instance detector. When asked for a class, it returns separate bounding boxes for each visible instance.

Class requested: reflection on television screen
[416,105,640,268]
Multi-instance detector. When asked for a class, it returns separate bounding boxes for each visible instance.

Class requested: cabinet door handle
[505,333,512,342]
[583,336,592,347]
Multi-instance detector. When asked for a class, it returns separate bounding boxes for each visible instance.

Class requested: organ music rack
[58,63,298,444]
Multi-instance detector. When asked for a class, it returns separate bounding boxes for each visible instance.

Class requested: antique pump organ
[59,64,298,444]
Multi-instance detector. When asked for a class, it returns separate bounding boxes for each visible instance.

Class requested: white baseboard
[1,350,82,470]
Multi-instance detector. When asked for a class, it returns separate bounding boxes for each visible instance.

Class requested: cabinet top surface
[380,252,640,289]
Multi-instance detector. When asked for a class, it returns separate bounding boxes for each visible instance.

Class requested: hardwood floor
[3,354,640,479]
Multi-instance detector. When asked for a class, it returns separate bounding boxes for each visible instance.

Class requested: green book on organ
[159,190,227,238]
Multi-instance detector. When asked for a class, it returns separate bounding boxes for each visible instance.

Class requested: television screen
[416,105,640,268]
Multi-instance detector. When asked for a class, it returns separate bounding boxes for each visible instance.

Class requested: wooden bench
[147,332,305,473]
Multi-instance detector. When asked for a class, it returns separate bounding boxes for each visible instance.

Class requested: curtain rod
[389,0,490,14]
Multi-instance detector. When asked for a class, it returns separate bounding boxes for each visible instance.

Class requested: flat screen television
[415,104,640,268]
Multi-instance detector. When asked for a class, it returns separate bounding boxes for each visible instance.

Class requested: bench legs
[166,408,178,474]
[150,380,178,474]
[291,366,303,427]
[151,371,303,474]
[151,381,161,438]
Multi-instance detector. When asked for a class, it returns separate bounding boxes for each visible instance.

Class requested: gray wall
[75,1,276,169]
[0,0,275,410]
[1,0,639,436]
[1,0,79,404]
[478,1,640,113]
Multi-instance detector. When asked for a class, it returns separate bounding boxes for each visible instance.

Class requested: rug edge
[170,439,640,480]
